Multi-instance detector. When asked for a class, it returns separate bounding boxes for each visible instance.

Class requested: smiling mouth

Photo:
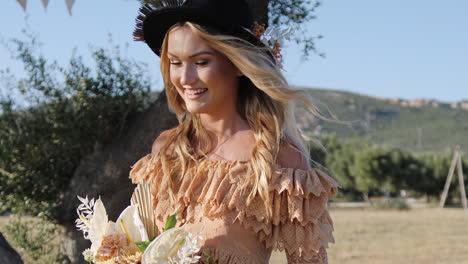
[185,88,208,96]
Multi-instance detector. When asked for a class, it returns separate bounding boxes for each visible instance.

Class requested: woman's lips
[185,88,208,99]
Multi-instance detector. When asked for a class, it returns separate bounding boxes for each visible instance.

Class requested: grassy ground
[3,207,468,264]
[0,215,64,264]
[270,207,468,264]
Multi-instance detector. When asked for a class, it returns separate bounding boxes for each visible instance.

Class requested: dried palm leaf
[131,180,159,239]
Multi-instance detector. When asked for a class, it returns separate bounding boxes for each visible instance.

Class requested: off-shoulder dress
[129,152,340,264]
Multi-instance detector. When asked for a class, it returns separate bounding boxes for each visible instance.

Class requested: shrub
[0,31,153,217]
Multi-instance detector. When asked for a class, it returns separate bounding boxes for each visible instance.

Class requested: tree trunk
[0,232,23,264]
[363,192,371,204]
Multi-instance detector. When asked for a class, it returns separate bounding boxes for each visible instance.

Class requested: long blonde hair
[158,22,323,217]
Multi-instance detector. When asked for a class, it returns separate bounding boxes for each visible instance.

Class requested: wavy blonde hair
[158,22,323,217]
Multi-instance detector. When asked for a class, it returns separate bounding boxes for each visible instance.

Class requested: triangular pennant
[65,0,76,15]
[41,0,50,8]
[16,0,27,11]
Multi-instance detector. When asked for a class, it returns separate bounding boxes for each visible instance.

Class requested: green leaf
[135,241,151,252]
[177,238,186,247]
[203,251,218,264]
[163,213,177,232]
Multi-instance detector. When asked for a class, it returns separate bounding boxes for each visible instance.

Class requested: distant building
[389,98,440,108]
[451,100,468,110]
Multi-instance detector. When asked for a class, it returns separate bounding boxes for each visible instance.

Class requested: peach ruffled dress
[129,153,340,264]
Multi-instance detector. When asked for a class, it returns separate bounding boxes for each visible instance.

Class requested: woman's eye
[170,61,182,66]
[196,60,209,66]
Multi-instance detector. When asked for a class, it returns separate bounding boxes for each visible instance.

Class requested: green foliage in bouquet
[202,251,217,264]
[135,241,152,252]
[135,213,178,252]
[163,213,178,232]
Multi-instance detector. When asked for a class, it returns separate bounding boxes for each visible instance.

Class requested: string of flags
[16,0,77,15]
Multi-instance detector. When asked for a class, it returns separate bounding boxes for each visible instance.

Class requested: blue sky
[1,0,467,102]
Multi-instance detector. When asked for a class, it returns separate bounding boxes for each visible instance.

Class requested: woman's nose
[180,64,197,85]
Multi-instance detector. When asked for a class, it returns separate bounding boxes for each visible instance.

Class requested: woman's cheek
[169,69,178,85]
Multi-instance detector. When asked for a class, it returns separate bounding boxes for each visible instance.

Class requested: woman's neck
[197,109,254,161]
[199,110,249,141]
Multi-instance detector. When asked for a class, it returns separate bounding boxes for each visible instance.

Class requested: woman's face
[166,26,241,114]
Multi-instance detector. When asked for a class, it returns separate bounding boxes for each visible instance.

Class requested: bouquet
[75,181,203,264]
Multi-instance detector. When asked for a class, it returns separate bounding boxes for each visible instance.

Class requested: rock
[0,232,23,264]
[55,93,178,263]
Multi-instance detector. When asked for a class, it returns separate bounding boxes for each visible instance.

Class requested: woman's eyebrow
[167,51,215,58]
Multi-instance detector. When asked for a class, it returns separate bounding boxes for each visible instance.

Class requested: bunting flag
[16,0,76,15]
[65,0,76,15]
[16,0,27,11]
[41,0,49,8]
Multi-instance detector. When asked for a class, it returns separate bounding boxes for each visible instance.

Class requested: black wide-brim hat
[133,0,265,57]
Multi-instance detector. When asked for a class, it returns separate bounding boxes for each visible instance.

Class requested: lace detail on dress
[268,168,338,262]
[199,246,266,264]
[286,246,328,264]
[129,153,340,264]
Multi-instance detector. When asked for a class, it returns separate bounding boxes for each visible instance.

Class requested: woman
[129,0,340,263]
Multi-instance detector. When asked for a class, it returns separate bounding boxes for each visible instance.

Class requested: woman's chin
[186,105,208,114]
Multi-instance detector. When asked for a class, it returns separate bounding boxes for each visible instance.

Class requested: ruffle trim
[129,153,340,260]
[199,246,263,264]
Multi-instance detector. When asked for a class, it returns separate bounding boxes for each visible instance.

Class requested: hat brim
[142,7,265,56]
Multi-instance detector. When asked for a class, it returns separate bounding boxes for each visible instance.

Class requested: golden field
[2,207,468,264]
[270,207,468,264]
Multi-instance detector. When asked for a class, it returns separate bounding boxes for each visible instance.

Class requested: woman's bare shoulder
[151,128,177,156]
[277,140,310,170]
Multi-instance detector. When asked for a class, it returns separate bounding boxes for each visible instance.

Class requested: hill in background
[296,88,468,154]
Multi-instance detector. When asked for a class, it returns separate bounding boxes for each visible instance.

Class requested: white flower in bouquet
[169,231,203,264]
[83,248,95,262]
[142,226,202,264]
[75,196,148,263]
[75,181,204,264]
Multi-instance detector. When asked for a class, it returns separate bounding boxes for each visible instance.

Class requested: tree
[349,147,427,200]
[0,34,153,217]
[417,151,468,203]
[325,138,373,201]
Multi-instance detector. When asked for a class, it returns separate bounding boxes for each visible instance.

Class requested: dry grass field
[2,207,468,264]
[271,207,468,264]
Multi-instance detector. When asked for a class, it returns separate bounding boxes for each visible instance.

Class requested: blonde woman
[129,0,340,263]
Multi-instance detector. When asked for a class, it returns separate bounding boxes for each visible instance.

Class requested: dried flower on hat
[252,22,294,68]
